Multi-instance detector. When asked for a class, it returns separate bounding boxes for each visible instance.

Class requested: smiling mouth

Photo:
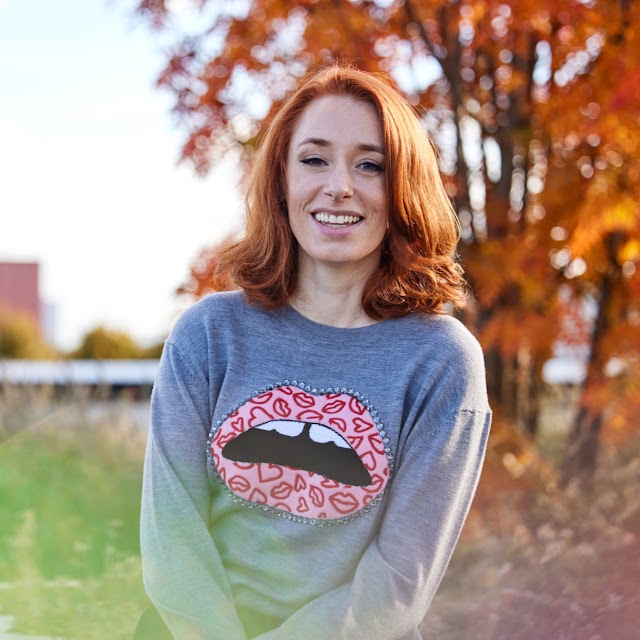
[313,212,363,227]
[221,419,373,486]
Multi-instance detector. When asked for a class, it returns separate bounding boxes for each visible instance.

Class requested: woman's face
[284,95,388,276]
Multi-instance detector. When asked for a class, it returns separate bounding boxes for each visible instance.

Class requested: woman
[139,65,491,640]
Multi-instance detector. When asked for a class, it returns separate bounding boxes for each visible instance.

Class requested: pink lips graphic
[210,385,390,520]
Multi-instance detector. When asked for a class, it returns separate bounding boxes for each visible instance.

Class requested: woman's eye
[301,157,326,166]
[359,160,384,173]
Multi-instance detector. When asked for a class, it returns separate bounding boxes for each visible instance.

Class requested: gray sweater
[141,291,491,639]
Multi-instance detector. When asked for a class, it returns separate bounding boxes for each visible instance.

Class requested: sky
[0,0,243,350]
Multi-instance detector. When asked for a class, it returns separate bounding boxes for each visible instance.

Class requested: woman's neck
[290,261,380,328]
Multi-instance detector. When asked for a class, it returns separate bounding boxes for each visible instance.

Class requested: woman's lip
[312,209,363,218]
[310,214,363,237]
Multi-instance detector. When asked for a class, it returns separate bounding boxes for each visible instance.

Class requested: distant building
[0,262,40,326]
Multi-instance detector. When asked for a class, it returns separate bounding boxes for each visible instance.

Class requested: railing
[0,360,159,386]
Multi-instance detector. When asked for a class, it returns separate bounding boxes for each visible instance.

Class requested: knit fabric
[141,291,491,639]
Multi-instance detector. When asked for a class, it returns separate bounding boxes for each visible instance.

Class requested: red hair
[214,64,466,317]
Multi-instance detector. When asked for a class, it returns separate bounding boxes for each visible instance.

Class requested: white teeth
[255,420,304,437]
[253,420,351,448]
[308,424,350,448]
[313,213,361,225]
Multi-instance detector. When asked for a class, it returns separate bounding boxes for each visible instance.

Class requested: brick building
[0,262,41,326]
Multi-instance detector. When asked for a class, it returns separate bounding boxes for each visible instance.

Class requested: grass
[0,386,148,640]
[1,385,638,639]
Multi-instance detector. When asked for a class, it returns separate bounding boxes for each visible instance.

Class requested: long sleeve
[252,408,491,640]
[140,341,247,640]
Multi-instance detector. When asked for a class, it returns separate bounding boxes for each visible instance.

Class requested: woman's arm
[252,408,491,640]
[141,341,247,640]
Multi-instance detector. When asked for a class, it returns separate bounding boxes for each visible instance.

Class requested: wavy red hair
[214,64,466,317]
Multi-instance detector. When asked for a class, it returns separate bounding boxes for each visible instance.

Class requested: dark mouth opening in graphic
[221,419,373,487]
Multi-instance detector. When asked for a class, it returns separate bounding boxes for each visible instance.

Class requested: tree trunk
[562,405,604,490]
[517,348,543,438]
[562,232,624,488]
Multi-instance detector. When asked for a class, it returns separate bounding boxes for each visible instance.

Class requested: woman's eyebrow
[297,137,384,154]
[298,137,330,148]
[358,143,384,155]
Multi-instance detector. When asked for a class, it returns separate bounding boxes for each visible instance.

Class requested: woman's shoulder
[398,313,490,412]
[166,290,250,346]
[401,312,483,362]
[178,290,248,321]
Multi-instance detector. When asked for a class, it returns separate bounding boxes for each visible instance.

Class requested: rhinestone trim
[207,380,393,526]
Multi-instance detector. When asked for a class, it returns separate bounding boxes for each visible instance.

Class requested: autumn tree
[69,326,143,360]
[135,0,640,483]
[546,3,640,485]
[0,307,57,359]
[141,339,166,358]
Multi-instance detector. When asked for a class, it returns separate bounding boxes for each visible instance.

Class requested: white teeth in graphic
[309,424,350,448]
[253,420,350,449]
[314,213,361,225]
[255,420,304,436]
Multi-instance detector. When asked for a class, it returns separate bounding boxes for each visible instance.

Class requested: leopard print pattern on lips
[209,384,391,521]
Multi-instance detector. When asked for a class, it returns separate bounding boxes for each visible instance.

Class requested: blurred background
[1,0,639,638]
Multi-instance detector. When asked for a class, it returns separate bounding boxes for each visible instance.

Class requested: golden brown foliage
[137,0,640,480]
[69,327,143,360]
[0,307,57,359]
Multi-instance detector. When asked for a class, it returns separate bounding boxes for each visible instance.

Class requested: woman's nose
[323,163,353,200]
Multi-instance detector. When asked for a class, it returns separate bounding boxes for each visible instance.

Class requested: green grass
[1,387,638,639]
[0,391,149,639]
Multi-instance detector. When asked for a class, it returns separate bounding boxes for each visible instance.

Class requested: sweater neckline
[275,302,411,346]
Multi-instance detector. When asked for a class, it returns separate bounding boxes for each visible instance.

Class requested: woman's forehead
[290,95,383,150]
